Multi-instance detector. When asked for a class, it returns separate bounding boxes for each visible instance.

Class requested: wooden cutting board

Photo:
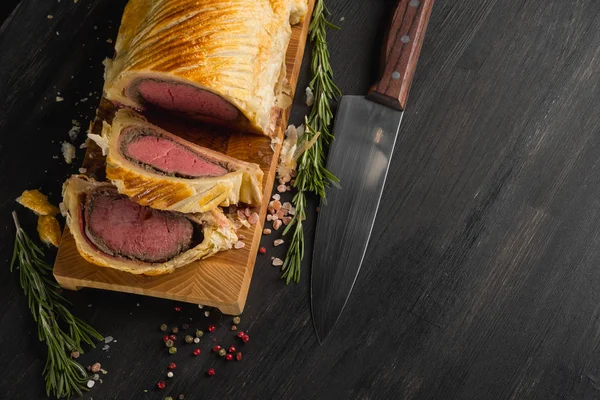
[53,1,314,315]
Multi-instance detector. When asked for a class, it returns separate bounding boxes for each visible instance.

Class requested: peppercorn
[232,316,241,324]
[160,324,168,331]
[212,345,221,352]
[231,325,238,331]
[208,325,216,333]
[236,352,243,361]
[174,306,181,312]
[167,371,174,378]
[164,397,173,400]
[163,335,170,342]
[91,362,101,373]
[226,354,233,361]
[258,246,267,254]
[242,334,249,343]
[228,346,236,353]
[172,327,179,334]
[168,362,177,370]
[237,331,244,338]
[218,348,227,357]
[207,368,215,377]
[193,337,200,344]
[169,347,177,354]
[193,348,201,356]
[71,351,80,359]
[169,334,177,341]
[182,324,189,330]
[195,330,204,338]
[185,335,194,344]
[165,339,174,348]
[157,381,166,390]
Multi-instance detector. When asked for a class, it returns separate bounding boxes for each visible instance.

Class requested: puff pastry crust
[90,109,264,213]
[104,0,308,135]
[62,175,238,276]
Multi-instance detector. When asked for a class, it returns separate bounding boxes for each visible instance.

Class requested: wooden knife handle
[367,0,434,111]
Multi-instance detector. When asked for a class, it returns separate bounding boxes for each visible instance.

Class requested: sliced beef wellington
[90,109,263,213]
[61,175,237,276]
[103,0,308,135]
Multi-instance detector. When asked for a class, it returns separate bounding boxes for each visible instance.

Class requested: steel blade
[311,95,404,343]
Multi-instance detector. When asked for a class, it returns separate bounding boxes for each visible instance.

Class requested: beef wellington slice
[90,109,263,213]
[61,175,237,276]
[103,0,308,135]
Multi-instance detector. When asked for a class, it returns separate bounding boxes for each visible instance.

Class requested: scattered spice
[234,241,245,249]
[208,325,216,333]
[277,184,287,193]
[193,337,200,344]
[172,326,179,333]
[165,339,174,348]
[165,397,173,400]
[259,247,267,254]
[232,317,241,325]
[87,380,95,389]
[168,362,177,370]
[193,348,201,356]
[157,381,166,390]
[274,239,284,247]
[228,346,237,353]
[204,310,210,317]
[195,330,204,338]
[169,347,177,354]
[163,335,170,342]
[226,354,233,361]
[212,345,221,352]
[174,306,181,312]
[185,335,193,344]
[263,228,271,235]
[169,334,177,341]
[218,348,227,357]
[248,212,259,225]
[167,372,174,378]
[237,331,245,338]
[160,324,168,331]
[207,368,216,377]
[273,220,283,230]
[236,352,243,361]
[179,395,185,400]
[71,351,80,359]
[242,334,250,343]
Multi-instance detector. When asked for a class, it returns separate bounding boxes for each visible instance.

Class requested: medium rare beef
[91,109,263,214]
[103,0,308,135]
[62,175,238,276]
[84,189,195,263]
[121,128,229,178]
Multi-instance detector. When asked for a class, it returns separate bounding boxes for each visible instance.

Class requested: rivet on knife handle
[367,0,434,111]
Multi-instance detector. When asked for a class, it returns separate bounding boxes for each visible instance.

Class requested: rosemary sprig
[281,0,341,283]
[11,211,103,398]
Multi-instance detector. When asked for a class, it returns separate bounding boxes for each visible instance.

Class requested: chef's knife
[311,0,434,343]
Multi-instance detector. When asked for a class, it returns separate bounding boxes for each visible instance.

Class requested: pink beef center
[134,80,239,120]
[123,134,228,177]
[85,192,194,263]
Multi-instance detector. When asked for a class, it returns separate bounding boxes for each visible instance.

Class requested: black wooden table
[4,0,600,399]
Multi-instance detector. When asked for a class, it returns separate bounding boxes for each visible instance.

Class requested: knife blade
[311,0,435,343]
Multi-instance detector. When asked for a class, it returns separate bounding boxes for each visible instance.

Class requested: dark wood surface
[3,0,600,399]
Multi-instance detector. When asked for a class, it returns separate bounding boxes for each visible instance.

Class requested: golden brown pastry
[37,215,62,247]
[104,0,308,135]
[61,175,237,276]
[89,109,263,213]
[16,189,60,216]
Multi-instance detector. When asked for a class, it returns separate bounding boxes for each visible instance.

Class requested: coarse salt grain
[61,142,76,164]
[234,241,245,249]
[272,214,279,221]
[87,380,95,388]
[282,217,292,225]
[272,194,281,201]
[91,363,101,373]
[167,372,174,378]
[276,210,285,219]
[274,239,284,246]
[104,336,114,343]
[56,96,64,102]
[266,215,273,222]
[282,202,292,210]
[272,200,282,211]
[263,229,271,235]
[277,185,287,193]
[244,207,252,217]
[78,167,87,174]
[273,220,283,230]
[248,212,259,225]
[272,258,284,266]
[204,311,210,317]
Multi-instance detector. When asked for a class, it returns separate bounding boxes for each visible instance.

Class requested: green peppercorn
[169,346,178,354]
[165,339,174,348]
[160,324,168,331]
[182,324,189,330]
[195,330,203,338]
[172,327,179,334]
[178,395,185,400]
[164,397,174,400]
[218,348,227,357]
[185,335,193,344]
[232,316,241,325]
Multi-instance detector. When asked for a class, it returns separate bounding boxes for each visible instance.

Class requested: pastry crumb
[37,215,61,247]
[16,189,60,216]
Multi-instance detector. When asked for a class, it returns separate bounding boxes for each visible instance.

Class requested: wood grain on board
[52,0,315,315]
